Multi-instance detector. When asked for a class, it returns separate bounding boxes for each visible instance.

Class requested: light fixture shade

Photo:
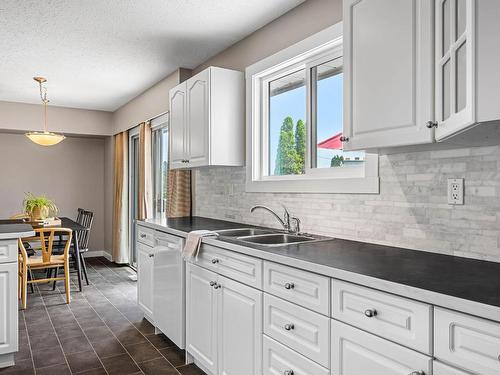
[25,131,66,146]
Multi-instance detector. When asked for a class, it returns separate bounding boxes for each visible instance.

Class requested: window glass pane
[314,59,364,168]
[455,41,466,113]
[442,0,451,56]
[443,59,451,121]
[268,69,306,176]
[456,0,466,40]
[152,126,169,218]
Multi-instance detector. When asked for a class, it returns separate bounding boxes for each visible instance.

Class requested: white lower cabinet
[0,262,17,358]
[331,319,432,375]
[137,243,154,319]
[434,307,500,375]
[186,262,263,375]
[186,263,218,374]
[263,335,329,375]
[217,275,262,375]
[264,294,330,368]
[434,361,473,375]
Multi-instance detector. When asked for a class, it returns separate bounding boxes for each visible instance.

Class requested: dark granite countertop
[141,216,500,312]
[0,223,35,240]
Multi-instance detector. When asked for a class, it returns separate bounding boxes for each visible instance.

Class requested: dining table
[1,216,86,292]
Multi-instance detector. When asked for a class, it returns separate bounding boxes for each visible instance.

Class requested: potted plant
[23,193,58,221]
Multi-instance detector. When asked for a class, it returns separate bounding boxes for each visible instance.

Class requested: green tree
[295,119,306,173]
[330,155,344,167]
[274,116,299,175]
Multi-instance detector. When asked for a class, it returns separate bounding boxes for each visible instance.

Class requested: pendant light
[25,77,65,146]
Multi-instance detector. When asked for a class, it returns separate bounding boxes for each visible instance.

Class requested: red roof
[317,132,343,150]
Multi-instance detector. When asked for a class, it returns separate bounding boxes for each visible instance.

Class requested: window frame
[245,23,379,194]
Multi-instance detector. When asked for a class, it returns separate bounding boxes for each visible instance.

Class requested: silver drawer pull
[211,258,219,264]
[140,234,147,238]
[364,309,377,318]
[148,253,154,258]
[213,283,221,290]
[408,371,424,375]
[284,371,294,375]
[209,281,216,286]
[284,323,294,331]
[284,282,295,290]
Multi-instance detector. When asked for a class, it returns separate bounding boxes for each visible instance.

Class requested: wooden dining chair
[50,209,94,288]
[18,228,73,309]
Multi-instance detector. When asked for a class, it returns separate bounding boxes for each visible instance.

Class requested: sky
[269,72,362,172]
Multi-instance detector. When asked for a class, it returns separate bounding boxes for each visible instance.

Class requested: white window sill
[245,176,379,194]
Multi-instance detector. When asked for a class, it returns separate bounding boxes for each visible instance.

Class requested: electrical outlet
[447,178,464,205]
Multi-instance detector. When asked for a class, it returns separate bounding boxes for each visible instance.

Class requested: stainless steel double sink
[216,228,325,246]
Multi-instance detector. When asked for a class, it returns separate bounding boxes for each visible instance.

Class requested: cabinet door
[0,263,17,356]
[186,69,210,167]
[435,0,475,140]
[169,82,187,169]
[434,361,473,375]
[331,320,432,375]
[217,275,262,375]
[343,0,434,149]
[137,244,154,319]
[186,263,218,374]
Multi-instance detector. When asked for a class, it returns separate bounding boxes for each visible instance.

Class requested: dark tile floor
[0,257,206,375]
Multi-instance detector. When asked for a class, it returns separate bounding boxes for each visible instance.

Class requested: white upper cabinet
[169,83,187,169]
[435,0,475,140]
[169,66,244,170]
[435,0,500,141]
[343,0,434,150]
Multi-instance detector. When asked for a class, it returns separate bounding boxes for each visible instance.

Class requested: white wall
[111,68,191,134]
[0,100,113,136]
[0,133,106,253]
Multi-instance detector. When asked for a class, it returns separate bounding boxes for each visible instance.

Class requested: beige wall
[0,133,106,253]
[0,101,113,136]
[193,0,341,74]
[111,68,191,135]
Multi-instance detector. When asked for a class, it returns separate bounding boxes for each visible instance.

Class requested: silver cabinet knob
[211,258,219,264]
[284,324,294,331]
[284,282,294,290]
[408,371,424,375]
[209,281,216,286]
[213,283,221,289]
[148,253,154,258]
[140,234,146,238]
[364,309,377,317]
[284,371,294,375]
[426,120,438,129]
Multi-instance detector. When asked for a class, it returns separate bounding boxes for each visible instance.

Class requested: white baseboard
[84,250,112,262]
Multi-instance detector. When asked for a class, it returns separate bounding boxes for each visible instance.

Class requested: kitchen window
[151,114,169,219]
[246,24,378,193]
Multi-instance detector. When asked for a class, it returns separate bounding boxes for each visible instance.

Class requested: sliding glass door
[129,128,140,268]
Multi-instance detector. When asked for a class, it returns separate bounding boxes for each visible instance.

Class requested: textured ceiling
[0,0,304,111]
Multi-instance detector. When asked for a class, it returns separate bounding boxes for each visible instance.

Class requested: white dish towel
[183,230,218,261]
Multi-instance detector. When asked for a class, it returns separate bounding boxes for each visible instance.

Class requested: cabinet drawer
[264,261,329,315]
[263,335,329,375]
[435,307,500,375]
[264,294,330,368]
[332,279,432,354]
[331,319,432,375]
[434,361,473,375]
[0,240,18,264]
[195,245,262,288]
[137,226,155,247]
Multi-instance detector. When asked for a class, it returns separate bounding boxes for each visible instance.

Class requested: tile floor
[0,257,206,375]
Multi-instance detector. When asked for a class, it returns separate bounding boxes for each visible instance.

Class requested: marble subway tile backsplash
[194,146,500,263]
